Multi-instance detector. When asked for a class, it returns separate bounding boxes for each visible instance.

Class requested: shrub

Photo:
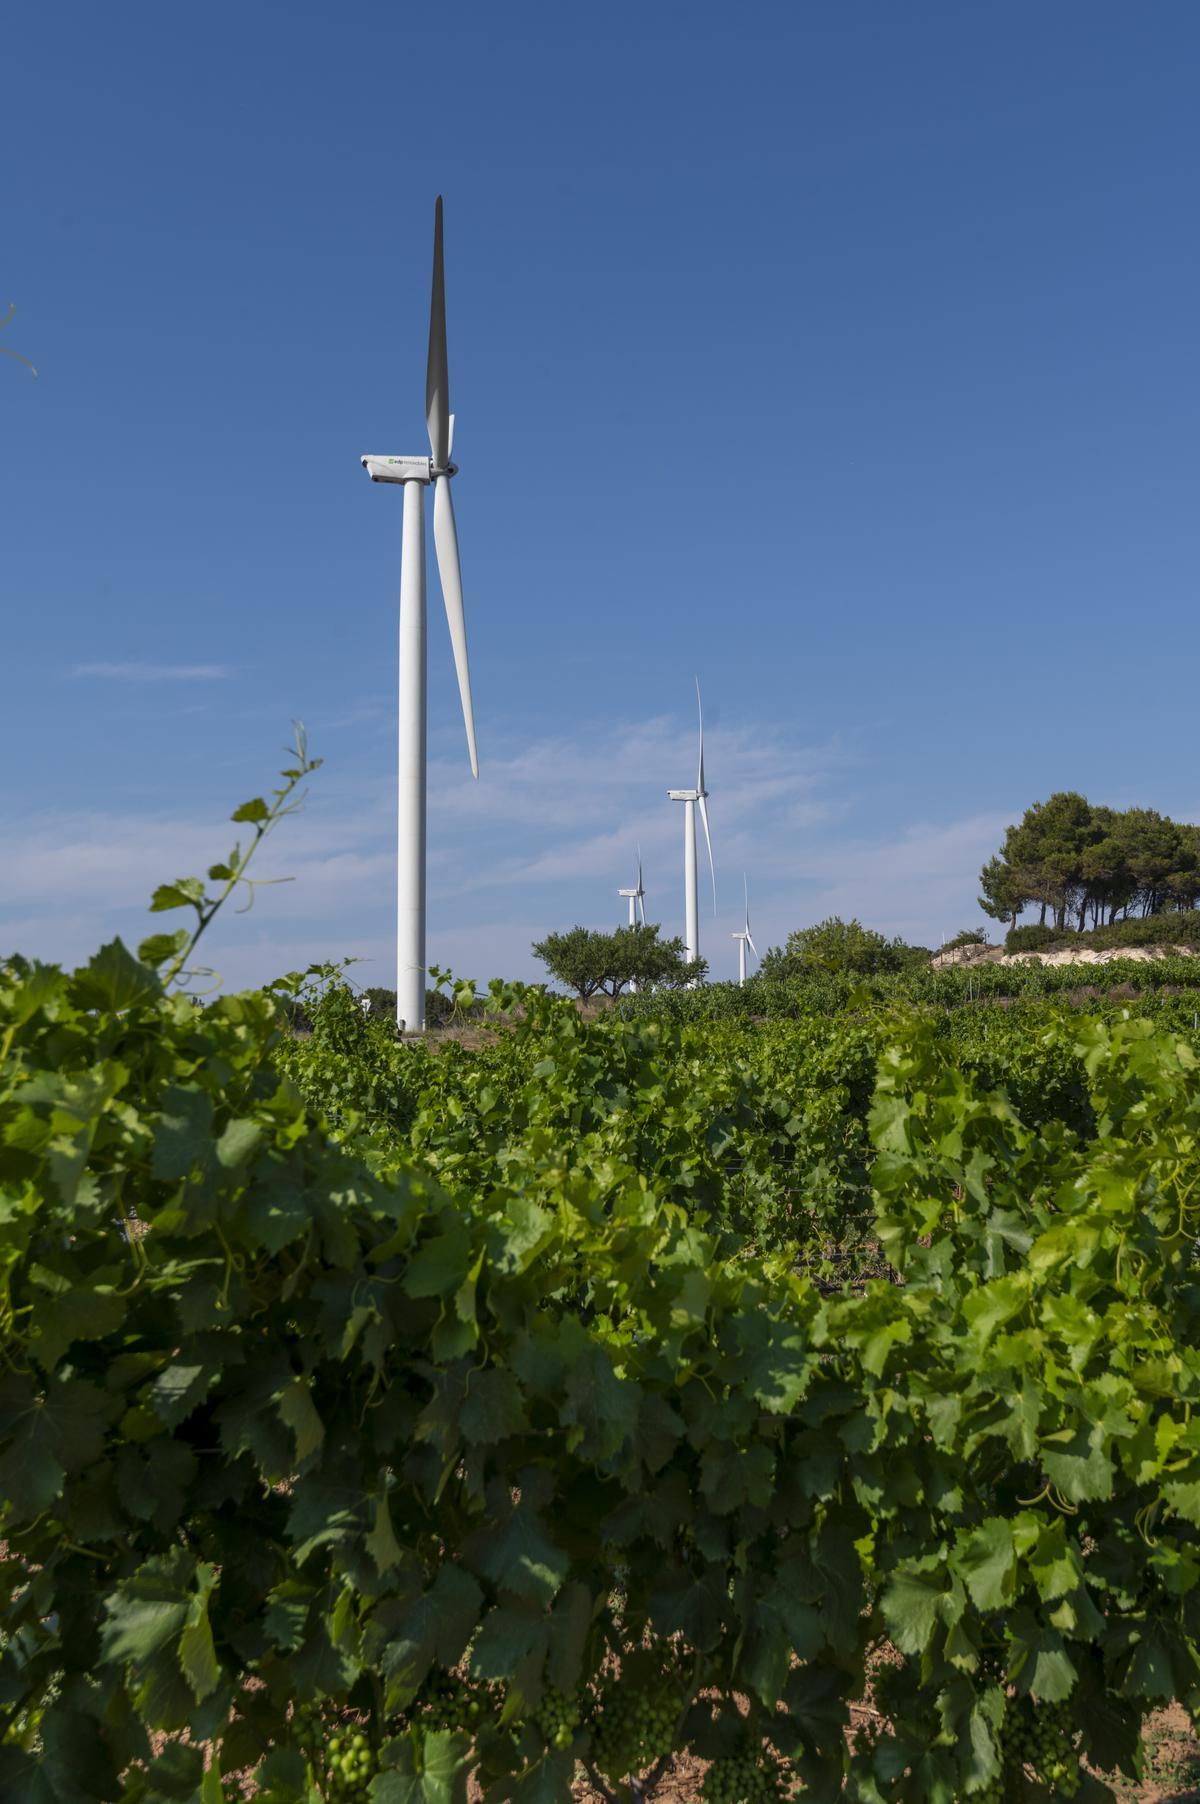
[1078,909,1200,952]
[760,916,927,980]
[1005,923,1063,953]
[939,927,988,952]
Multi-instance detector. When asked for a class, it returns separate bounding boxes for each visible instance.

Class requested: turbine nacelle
[667,788,701,802]
[361,454,459,485]
[619,848,647,927]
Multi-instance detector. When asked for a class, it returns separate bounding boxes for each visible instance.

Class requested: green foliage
[359,987,472,1028]
[940,928,988,952]
[6,937,1200,1798]
[983,792,1200,934]
[531,923,704,999]
[6,757,1200,1801]
[138,723,323,987]
[617,951,1200,1027]
[1006,924,1061,953]
[759,915,927,980]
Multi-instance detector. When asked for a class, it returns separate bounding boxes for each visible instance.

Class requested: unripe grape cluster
[290,1699,326,1772]
[535,1684,581,1750]
[590,1672,678,1782]
[286,1705,381,1804]
[973,1699,1081,1803]
[419,1668,493,1734]
[323,1728,379,1801]
[700,1750,783,1804]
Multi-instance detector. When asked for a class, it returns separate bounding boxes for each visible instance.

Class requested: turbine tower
[361,198,478,1033]
[731,874,760,986]
[617,848,646,927]
[667,680,715,973]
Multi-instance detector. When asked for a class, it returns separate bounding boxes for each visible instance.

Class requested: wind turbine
[731,874,760,986]
[361,198,478,1033]
[667,680,716,975]
[617,848,648,994]
[617,848,646,927]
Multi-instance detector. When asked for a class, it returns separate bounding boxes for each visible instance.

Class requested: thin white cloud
[70,662,232,681]
[0,703,1017,987]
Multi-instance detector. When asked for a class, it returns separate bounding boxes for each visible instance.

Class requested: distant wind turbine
[617,848,646,927]
[361,198,479,1034]
[668,680,716,975]
[731,874,760,986]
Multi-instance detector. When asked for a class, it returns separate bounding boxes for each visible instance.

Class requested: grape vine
[1,750,1197,1802]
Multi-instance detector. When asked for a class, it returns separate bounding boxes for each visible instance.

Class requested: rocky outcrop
[930,942,1199,971]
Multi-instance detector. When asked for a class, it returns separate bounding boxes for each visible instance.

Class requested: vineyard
[3,782,1200,1801]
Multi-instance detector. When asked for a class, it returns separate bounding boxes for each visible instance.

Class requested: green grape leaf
[71,938,163,1010]
[953,1518,1016,1609]
[376,1729,471,1804]
[277,1376,325,1465]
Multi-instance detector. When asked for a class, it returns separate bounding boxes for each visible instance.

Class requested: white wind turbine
[361,198,478,1033]
[731,874,760,986]
[617,848,647,927]
[667,680,716,975]
[617,848,648,994]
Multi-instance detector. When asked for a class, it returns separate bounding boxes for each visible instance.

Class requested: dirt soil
[1110,1705,1200,1801]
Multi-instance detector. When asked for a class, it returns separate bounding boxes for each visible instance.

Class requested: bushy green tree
[609,923,706,995]
[532,924,703,999]
[759,916,927,979]
[530,926,610,1000]
[981,794,1200,933]
[978,854,1026,934]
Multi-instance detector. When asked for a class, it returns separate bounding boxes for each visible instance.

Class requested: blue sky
[3,4,1199,988]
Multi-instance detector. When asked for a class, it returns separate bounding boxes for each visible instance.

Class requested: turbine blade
[448,411,455,461]
[747,930,759,960]
[697,792,716,912]
[432,474,479,777]
[637,843,644,893]
[426,197,451,470]
[695,676,705,792]
[638,892,646,926]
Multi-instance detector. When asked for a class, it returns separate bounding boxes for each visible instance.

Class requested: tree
[531,924,704,1000]
[531,926,610,1001]
[978,855,1025,934]
[980,795,1200,933]
[759,916,927,980]
[609,923,706,995]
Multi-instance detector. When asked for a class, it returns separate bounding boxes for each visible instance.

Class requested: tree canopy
[759,916,928,980]
[980,793,1200,933]
[531,923,705,999]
